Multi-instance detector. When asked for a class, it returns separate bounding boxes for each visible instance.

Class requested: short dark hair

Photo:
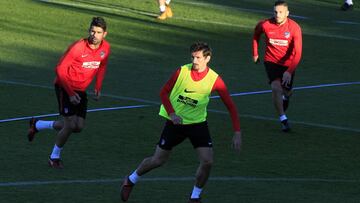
[274,0,288,7]
[190,42,212,57]
[90,17,107,31]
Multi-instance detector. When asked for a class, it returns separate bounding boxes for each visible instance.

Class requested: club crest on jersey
[284,32,290,38]
[100,51,106,58]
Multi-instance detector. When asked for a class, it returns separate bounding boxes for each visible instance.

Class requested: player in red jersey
[27,17,111,168]
[252,0,302,132]
[120,42,242,203]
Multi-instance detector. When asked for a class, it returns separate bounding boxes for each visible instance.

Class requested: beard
[88,36,100,45]
[276,17,286,24]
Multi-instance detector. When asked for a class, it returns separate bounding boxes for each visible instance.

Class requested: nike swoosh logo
[184,89,196,93]
[81,54,88,58]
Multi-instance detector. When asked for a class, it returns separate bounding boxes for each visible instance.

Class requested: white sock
[50,144,63,159]
[165,0,171,5]
[345,0,353,5]
[159,5,166,12]
[279,115,288,122]
[191,186,202,199]
[36,120,55,131]
[129,170,140,184]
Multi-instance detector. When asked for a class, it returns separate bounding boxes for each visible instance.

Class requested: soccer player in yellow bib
[120,42,242,203]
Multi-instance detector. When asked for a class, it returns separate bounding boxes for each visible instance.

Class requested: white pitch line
[1,79,359,100]
[0,79,160,105]
[0,105,152,123]
[1,176,359,187]
[335,20,360,25]
[0,79,52,90]
[211,81,360,98]
[1,80,360,132]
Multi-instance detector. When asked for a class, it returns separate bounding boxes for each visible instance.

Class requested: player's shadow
[74,0,158,18]
[33,0,221,38]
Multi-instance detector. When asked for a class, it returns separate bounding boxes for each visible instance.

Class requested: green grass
[0,0,360,202]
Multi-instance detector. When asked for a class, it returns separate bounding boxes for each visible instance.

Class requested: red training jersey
[252,18,302,73]
[160,67,241,132]
[54,38,111,96]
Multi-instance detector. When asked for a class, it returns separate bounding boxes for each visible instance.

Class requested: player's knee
[72,127,83,133]
[201,159,213,168]
[72,124,84,133]
[271,84,282,92]
[73,125,84,133]
[63,122,77,132]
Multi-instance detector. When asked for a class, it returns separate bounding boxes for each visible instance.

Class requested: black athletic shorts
[158,120,213,150]
[264,61,295,90]
[55,84,88,119]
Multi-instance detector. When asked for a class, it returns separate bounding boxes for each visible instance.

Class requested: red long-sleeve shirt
[160,67,241,132]
[253,18,302,73]
[54,38,111,96]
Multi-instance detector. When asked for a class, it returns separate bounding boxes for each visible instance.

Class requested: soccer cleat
[120,176,135,202]
[281,119,291,132]
[28,117,39,142]
[166,5,173,18]
[48,157,64,169]
[157,11,167,20]
[188,198,202,203]
[282,95,290,112]
[341,3,353,11]
[157,5,173,20]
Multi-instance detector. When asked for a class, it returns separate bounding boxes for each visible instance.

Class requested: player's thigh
[187,121,213,149]
[62,115,79,130]
[55,85,73,116]
[55,85,85,118]
[264,62,287,83]
[158,120,187,150]
[74,116,85,131]
[76,91,88,119]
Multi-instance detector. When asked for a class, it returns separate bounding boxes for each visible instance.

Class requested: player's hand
[232,131,242,152]
[70,93,81,105]
[282,71,292,88]
[253,56,260,64]
[93,90,101,101]
[169,113,182,125]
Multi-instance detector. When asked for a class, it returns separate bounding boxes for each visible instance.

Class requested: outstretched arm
[212,76,242,151]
